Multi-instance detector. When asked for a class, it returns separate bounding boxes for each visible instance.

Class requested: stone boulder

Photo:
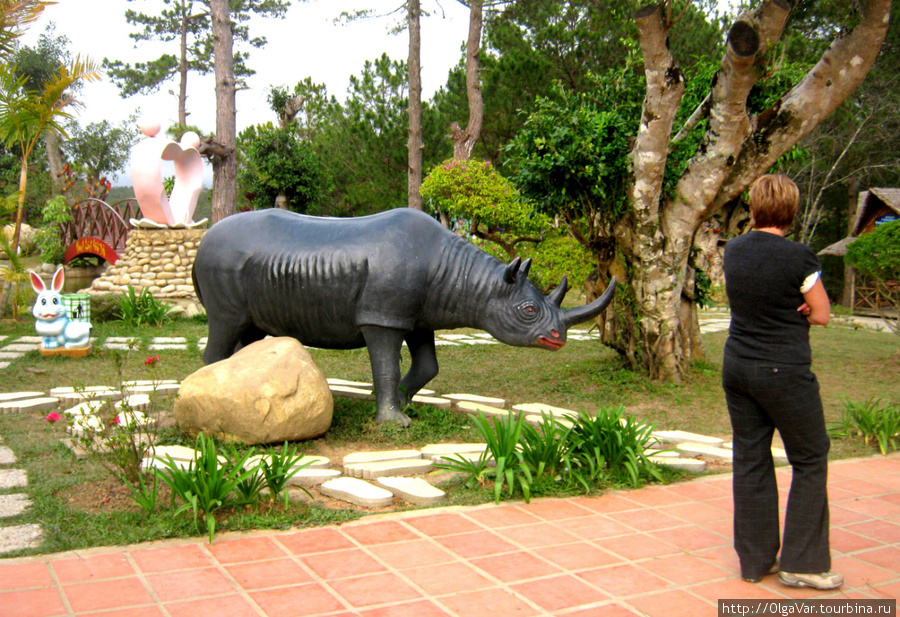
[174,337,333,444]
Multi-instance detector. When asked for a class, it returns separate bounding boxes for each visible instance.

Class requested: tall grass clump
[437,406,663,503]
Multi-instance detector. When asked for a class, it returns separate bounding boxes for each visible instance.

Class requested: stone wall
[85,228,206,316]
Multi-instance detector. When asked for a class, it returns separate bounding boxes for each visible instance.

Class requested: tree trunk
[208,0,236,224]
[178,0,190,126]
[450,0,484,160]
[621,0,889,381]
[407,0,423,210]
[44,129,66,196]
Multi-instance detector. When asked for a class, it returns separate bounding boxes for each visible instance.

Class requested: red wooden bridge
[60,198,140,264]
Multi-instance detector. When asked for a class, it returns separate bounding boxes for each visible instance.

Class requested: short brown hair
[748,174,800,230]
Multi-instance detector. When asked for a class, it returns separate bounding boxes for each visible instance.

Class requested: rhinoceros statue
[192,208,616,425]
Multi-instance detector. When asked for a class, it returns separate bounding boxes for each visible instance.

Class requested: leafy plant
[845,220,900,334]
[123,470,160,515]
[830,397,900,455]
[0,226,30,317]
[154,433,261,543]
[117,285,175,327]
[517,411,575,489]
[470,411,534,503]
[567,406,662,487]
[259,442,311,505]
[33,195,71,265]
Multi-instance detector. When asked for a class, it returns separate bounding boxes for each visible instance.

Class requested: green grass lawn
[0,312,897,556]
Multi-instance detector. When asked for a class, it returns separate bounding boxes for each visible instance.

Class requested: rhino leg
[203,312,252,364]
[361,325,412,426]
[399,329,438,407]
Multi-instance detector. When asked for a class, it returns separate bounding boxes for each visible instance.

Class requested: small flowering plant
[45,412,62,424]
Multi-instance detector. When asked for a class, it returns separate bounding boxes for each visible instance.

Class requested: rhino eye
[519,301,539,319]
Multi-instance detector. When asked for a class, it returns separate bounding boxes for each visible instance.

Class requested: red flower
[145,355,161,366]
[109,416,120,425]
[45,412,62,424]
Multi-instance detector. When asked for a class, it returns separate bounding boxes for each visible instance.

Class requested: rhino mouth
[537,336,565,350]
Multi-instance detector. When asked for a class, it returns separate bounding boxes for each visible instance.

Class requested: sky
[21,0,472,138]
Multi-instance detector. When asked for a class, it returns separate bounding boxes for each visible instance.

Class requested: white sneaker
[778,571,843,589]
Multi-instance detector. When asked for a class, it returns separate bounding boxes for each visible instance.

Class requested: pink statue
[129,122,205,227]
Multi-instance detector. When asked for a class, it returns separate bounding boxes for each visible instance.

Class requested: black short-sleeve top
[723,231,822,365]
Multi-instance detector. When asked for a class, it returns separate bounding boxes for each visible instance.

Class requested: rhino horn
[547,275,568,307]
[562,277,617,329]
[503,257,532,284]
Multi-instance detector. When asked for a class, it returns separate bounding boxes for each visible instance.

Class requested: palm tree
[0,1,48,59]
[0,54,100,252]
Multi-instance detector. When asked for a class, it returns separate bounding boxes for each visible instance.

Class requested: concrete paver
[0,453,896,617]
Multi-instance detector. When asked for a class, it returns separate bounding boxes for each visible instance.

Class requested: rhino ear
[503,257,522,284]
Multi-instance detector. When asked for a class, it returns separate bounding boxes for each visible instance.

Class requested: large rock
[174,337,333,444]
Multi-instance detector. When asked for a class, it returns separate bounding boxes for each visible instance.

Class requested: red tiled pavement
[2,454,898,616]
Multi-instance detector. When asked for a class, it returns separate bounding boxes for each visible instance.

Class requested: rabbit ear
[51,267,64,292]
[29,271,45,293]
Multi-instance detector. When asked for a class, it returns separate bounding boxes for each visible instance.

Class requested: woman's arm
[798,278,830,326]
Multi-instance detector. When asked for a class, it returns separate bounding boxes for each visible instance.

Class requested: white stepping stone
[439,334,475,340]
[0,362,9,369]
[644,449,680,458]
[56,390,121,405]
[0,392,44,403]
[151,337,187,343]
[122,379,180,387]
[456,401,509,418]
[330,385,374,400]
[319,477,394,508]
[148,383,180,393]
[0,397,60,414]
[148,343,188,349]
[434,340,460,346]
[377,476,446,506]
[420,443,488,462]
[327,378,372,388]
[676,442,734,462]
[287,468,341,488]
[14,336,43,343]
[0,494,32,517]
[0,469,27,489]
[524,414,574,429]
[0,445,17,464]
[653,430,724,447]
[513,402,580,419]
[723,442,789,465]
[0,352,23,360]
[343,450,422,466]
[650,456,706,471]
[344,458,433,479]
[0,524,43,554]
[1,344,37,352]
[147,444,201,462]
[244,453,330,472]
[432,450,495,467]
[410,395,452,409]
[444,393,506,408]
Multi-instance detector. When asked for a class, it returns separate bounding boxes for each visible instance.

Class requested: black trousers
[722,352,832,579]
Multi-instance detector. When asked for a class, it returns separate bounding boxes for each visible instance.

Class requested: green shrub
[90,294,123,323]
[518,231,595,293]
[436,406,663,502]
[829,397,900,455]
[117,286,175,327]
[34,195,71,265]
[155,433,261,543]
[845,220,900,333]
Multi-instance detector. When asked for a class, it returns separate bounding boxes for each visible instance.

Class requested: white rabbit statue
[29,267,92,349]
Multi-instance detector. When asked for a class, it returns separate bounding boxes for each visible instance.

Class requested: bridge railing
[60,198,140,253]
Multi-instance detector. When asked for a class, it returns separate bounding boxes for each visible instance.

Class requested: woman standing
[722,174,842,590]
